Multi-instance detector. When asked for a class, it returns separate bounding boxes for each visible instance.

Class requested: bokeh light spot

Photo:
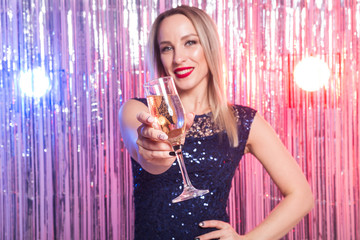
[294,56,330,92]
[19,68,50,97]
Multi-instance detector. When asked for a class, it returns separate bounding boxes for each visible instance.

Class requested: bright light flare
[19,68,51,97]
[294,56,330,92]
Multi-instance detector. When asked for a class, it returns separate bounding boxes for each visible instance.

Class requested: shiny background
[0,0,359,239]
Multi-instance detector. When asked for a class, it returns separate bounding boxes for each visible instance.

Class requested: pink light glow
[294,56,330,92]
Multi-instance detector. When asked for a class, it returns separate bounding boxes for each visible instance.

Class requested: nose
[173,50,186,64]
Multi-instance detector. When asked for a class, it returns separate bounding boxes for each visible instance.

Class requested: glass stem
[173,145,193,189]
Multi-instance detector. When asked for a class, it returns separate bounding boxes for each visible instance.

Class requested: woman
[119,5,313,240]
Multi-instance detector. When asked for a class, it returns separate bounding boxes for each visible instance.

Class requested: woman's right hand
[119,98,195,175]
[136,111,174,169]
[135,111,195,174]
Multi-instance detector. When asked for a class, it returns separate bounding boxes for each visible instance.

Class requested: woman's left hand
[195,220,244,240]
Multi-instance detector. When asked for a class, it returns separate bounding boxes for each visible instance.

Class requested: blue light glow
[19,68,51,97]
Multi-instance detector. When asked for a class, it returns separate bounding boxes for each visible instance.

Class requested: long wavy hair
[147,5,239,147]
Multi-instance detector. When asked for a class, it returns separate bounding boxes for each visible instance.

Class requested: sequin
[131,98,256,239]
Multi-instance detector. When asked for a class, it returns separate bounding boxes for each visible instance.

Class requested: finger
[137,125,168,141]
[136,111,154,125]
[195,229,222,240]
[136,137,172,152]
[137,145,176,163]
[185,112,195,130]
[199,220,230,229]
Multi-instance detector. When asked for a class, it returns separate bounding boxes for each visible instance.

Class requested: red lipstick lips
[174,67,194,78]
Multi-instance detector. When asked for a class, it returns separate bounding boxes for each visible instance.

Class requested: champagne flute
[144,76,209,203]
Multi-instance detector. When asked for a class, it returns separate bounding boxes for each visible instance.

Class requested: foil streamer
[0,0,359,239]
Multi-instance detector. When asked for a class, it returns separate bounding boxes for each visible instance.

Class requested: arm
[196,113,313,240]
[242,113,314,239]
[119,99,195,174]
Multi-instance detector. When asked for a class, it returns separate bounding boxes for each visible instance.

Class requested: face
[157,14,209,93]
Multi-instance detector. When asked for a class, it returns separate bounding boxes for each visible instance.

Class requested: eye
[185,40,197,46]
[160,46,173,53]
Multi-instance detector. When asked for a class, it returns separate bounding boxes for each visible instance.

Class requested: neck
[179,89,210,115]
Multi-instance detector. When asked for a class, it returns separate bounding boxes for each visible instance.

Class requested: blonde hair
[147,5,239,147]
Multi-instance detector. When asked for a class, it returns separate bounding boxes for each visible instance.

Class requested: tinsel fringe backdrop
[0,0,359,239]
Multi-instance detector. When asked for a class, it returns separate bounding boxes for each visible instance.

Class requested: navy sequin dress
[131,98,256,239]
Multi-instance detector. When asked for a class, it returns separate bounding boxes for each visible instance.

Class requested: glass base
[172,186,209,203]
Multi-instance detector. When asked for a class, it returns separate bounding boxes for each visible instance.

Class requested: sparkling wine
[147,94,185,145]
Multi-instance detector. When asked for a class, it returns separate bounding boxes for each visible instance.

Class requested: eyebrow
[159,33,199,45]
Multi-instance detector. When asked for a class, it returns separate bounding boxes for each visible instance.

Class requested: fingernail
[187,112,195,119]
[158,134,168,140]
[194,238,200,240]
[198,222,204,227]
[147,116,154,122]
[169,151,176,156]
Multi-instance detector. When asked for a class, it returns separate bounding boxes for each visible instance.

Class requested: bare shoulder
[244,113,276,154]
[247,113,277,144]
[245,112,291,166]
